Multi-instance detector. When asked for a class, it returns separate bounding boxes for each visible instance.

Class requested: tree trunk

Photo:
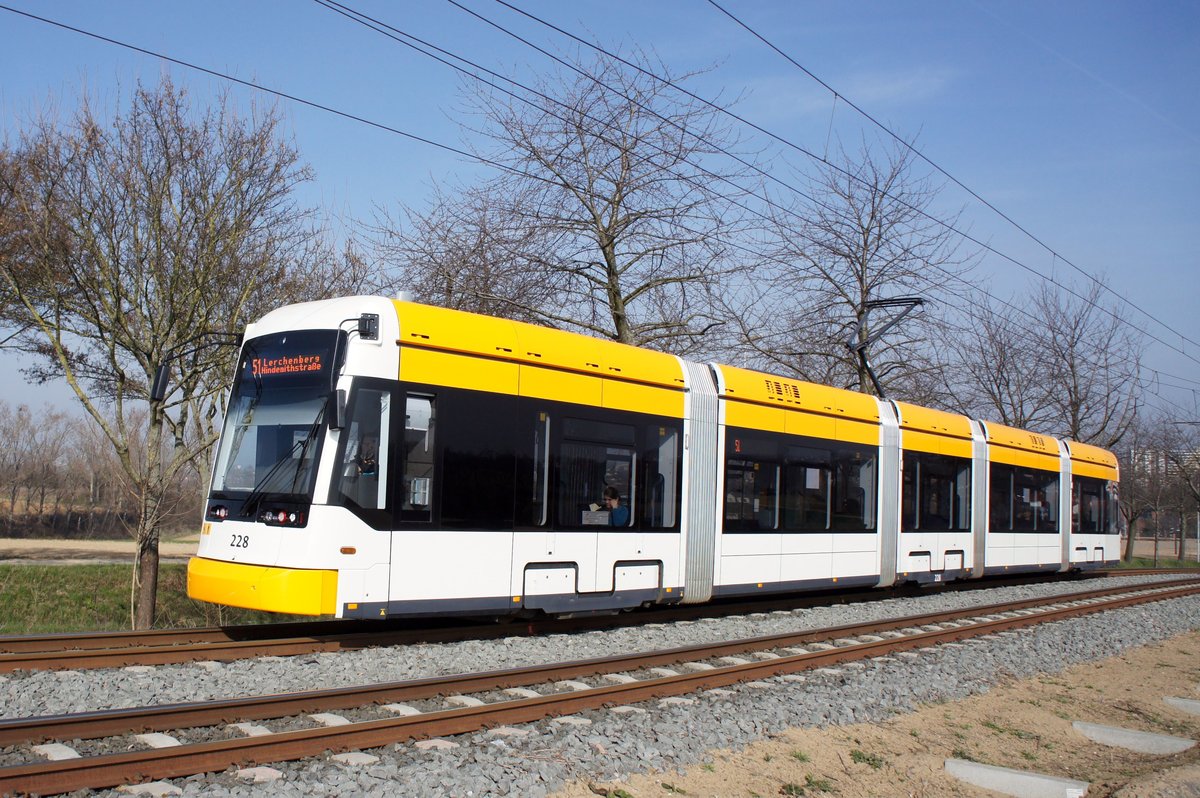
[131,481,164,630]
[133,527,160,630]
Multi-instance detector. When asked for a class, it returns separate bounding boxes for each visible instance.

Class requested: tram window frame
[398,393,436,524]
[830,447,877,532]
[989,465,1013,531]
[725,431,877,535]
[641,424,681,531]
[330,380,396,529]
[1073,476,1110,535]
[437,390,518,531]
[555,416,637,530]
[531,412,550,526]
[901,452,971,533]
[782,445,831,531]
[989,463,1059,534]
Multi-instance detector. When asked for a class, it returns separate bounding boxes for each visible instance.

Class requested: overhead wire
[0,4,619,205]
[2,2,1193,421]
[704,0,1200,354]
[478,0,1200,370]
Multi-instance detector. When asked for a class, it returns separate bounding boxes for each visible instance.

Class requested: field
[0,563,299,634]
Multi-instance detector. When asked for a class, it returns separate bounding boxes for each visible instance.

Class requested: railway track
[2,570,1193,674]
[1,579,1197,795]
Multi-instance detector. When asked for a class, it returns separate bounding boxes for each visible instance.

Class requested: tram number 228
[230,534,251,549]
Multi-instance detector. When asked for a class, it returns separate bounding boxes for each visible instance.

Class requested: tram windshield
[210,329,342,505]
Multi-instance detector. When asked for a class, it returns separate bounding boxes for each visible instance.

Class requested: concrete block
[603,673,638,684]
[235,767,284,783]
[504,687,542,699]
[1073,721,1195,754]
[332,752,380,765]
[552,715,592,726]
[413,738,459,750]
[134,733,181,749]
[227,722,273,737]
[309,713,351,727]
[381,703,422,716]
[31,743,80,761]
[717,656,751,666]
[555,680,593,691]
[1165,696,1200,715]
[117,782,183,796]
[486,726,531,737]
[945,758,1088,798]
[445,695,486,708]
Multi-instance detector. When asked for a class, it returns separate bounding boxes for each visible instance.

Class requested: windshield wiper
[238,397,329,518]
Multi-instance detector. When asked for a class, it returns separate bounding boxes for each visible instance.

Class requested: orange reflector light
[340,547,356,555]
[512,596,521,603]
[757,583,763,588]
[665,587,672,593]
[347,603,358,610]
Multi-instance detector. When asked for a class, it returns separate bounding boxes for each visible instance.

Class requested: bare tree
[375,49,755,354]
[370,182,565,323]
[1035,281,1142,448]
[940,297,1056,430]
[738,140,971,396]
[0,78,357,628]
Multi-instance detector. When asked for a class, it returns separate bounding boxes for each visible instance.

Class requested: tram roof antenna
[845,296,925,400]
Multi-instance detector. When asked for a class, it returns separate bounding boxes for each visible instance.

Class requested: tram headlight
[258,508,308,527]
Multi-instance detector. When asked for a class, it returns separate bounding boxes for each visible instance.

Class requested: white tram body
[188,297,1121,618]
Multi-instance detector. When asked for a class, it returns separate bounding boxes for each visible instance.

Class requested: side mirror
[358,313,379,341]
[329,389,347,430]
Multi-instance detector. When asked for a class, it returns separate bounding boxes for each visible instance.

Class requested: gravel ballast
[3,574,1198,796]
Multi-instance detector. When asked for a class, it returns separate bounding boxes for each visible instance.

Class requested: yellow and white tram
[187,296,1121,618]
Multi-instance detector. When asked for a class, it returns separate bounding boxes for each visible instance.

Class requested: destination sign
[251,354,324,377]
[237,329,340,387]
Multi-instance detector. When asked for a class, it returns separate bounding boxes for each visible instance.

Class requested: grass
[1118,556,1198,569]
[0,563,304,634]
[981,720,1038,741]
[848,749,885,770]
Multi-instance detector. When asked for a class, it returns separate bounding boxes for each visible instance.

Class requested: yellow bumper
[187,557,338,616]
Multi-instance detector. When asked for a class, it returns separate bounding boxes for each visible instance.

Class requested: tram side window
[782,446,830,531]
[641,425,680,530]
[334,388,392,512]
[1008,466,1059,533]
[990,465,1013,531]
[1106,483,1119,535]
[555,418,636,529]
[725,459,779,531]
[724,434,779,532]
[438,391,517,530]
[529,412,550,526]
[902,453,970,532]
[1073,477,1109,535]
[832,448,877,532]
[400,394,435,523]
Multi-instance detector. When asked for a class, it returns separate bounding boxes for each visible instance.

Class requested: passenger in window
[604,486,630,527]
[355,435,378,478]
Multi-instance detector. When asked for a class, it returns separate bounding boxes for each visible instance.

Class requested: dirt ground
[555,632,1200,798]
[0,537,196,562]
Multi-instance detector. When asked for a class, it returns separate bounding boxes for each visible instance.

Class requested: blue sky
[1,0,1197,418]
